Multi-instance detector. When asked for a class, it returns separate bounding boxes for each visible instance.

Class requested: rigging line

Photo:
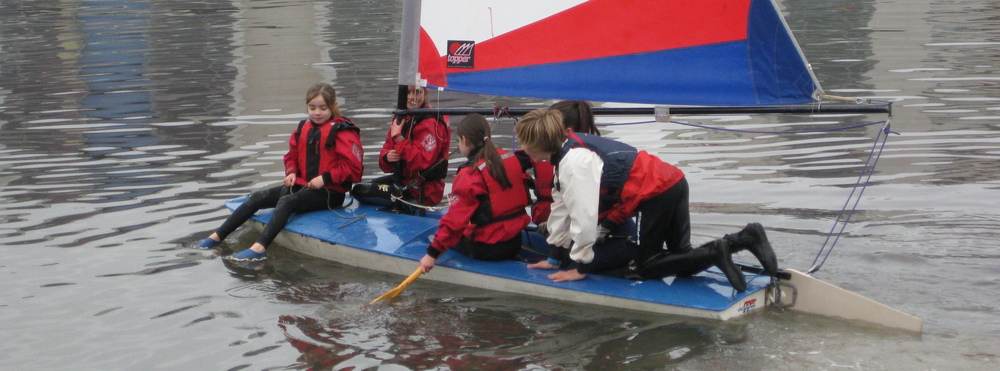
[390,193,449,212]
[596,120,889,135]
[808,118,898,274]
[490,106,520,149]
[659,120,888,134]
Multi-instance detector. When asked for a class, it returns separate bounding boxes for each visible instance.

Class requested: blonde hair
[306,83,341,117]
[515,108,566,153]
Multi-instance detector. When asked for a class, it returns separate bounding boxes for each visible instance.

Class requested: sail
[400,0,822,107]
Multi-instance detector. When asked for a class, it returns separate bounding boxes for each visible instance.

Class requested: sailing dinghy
[225,0,921,332]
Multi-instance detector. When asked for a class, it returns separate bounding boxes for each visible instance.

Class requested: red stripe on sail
[428,0,751,76]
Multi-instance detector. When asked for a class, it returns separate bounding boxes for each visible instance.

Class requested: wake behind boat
[225,197,772,320]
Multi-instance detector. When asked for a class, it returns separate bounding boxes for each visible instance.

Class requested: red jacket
[284,117,363,193]
[379,113,450,205]
[601,151,684,225]
[529,160,555,224]
[427,149,531,258]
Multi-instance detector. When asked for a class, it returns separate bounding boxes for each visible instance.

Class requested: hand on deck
[527,260,558,270]
[549,269,586,282]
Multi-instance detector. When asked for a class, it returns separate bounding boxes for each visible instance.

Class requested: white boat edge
[251,219,770,322]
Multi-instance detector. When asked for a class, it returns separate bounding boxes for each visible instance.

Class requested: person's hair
[306,83,340,117]
[456,113,512,189]
[549,100,599,136]
[515,109,566,154]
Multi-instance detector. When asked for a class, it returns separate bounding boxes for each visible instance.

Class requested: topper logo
[447,40,475,68]
[738,298,758,313]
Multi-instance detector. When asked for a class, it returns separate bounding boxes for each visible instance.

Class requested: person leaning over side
[193,83,364,261]
[515,109,777,291]
[418,113,532,273]
[524,100,601,236]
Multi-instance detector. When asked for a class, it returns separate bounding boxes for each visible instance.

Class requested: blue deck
[226,197,771,313]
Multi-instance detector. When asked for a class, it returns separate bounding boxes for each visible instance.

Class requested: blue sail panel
[440,41,817,106]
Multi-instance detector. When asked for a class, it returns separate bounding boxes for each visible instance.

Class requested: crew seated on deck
[514,108,778,291]
[417,114,533,273]
[351,85,449,211]
[192,83,363,262]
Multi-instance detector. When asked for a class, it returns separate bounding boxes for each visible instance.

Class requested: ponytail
[457,114,512,189]
[478,139,512,189]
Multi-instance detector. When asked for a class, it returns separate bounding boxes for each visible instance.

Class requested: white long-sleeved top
[545,146,603,264]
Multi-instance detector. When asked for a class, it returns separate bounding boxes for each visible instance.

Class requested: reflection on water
[276,294,746,370]
[1,0,999,369]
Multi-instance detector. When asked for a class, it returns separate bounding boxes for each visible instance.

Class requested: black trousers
[452,233,523,262]
[635,177,692,262]
[575,219,638,275]
[216,185,345,248]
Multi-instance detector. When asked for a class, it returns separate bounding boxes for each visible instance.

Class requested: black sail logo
[447,40,475,68]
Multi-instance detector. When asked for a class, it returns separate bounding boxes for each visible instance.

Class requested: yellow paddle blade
[366,267,423,306]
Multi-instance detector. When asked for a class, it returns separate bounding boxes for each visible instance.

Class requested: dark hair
[549,100,599,136]
[306,83,340,117]
[456,113,512,189]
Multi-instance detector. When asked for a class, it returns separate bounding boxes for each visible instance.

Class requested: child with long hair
[193,83,364,261]
[418,114,532,273]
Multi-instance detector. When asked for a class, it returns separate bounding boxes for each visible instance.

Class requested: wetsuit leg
[256,188,345,248]
[636,177,692,262]
[215,186,284,239]
[577,219,638,275]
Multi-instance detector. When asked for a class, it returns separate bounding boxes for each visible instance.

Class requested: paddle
[365,267,423,306]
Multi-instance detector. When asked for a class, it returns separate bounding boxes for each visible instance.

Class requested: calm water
[2,0,999,369]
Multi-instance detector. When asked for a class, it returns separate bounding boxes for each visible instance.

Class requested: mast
[397,0,421,110]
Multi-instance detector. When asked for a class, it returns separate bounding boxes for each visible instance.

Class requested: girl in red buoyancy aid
[351,86,449,211]
[193,83,364,261]
[418,114,532,273]
[375,86,450,205]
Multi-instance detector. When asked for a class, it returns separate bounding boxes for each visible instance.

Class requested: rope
[808,119,898,273]
[389,193,449,212]
[285,184,368,228]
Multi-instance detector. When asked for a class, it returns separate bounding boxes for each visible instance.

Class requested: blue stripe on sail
[439,42,816,106]
[746,0,819,105]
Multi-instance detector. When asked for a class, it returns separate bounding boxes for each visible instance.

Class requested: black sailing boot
[724,222,778,276]
[705,239,746,292]
[636,239,746,292]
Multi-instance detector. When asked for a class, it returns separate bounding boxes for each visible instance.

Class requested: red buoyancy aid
[471,149,531,225]
[530,160,555,224]
[284,117,363,193]
[378,113,450,206]
[427,148,531,256]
